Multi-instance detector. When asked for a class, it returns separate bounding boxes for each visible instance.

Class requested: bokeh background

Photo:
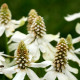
[0,0,80,80]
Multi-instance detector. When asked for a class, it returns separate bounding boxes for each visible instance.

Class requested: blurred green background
[1,0,80,37]
[0,0,80,80]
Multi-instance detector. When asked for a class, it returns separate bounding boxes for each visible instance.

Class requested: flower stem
[0,33,9,55]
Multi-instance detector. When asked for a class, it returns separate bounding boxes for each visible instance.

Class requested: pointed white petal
[18,17,27,27]
[67,52,80,66]
[24,34,35,44]
[13,70,26,80]
[5,22,15,33]
[11,17,27,29]
[44,33,60,42]
[38,38,47,53]
[45,66,54,72]
[2,66,16,79]
[72,37,80,44]
[5,29,13,37]
[74,48,80,54]
[4,73,13,79]
[0,61,3,65]
[64,12,80,21]
[43,50,55,61]
[0,52,4,55]
[57,73,69,80]
[0,52,13,59]
[0,56,5,62]
[8,31,27,43]
[30,61,52,68]
[3,66,17,74]
[42,71,56,80]
[0,52,9,60]
[38,38,56,61]
[28,40,40,62]
[75,23,80,34]
[9,43,18,52]
[65,70,78,80]
[11,17,27,25]
[41,42,56,61]
[0,26,5,36]
[0,52,5,61]
[28,55,32,62]
[7,22,19,31]
[66,64,78,74]
[8,59,16,67]
[26,68,40,80]
[14,50,17,56]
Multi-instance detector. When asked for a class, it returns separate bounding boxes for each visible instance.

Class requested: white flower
[64,12,80,21]
[42,64,78,80]
[8,16,60,61]
[0,3,27,37]
[4,41,51,80]
[42,38,79,80]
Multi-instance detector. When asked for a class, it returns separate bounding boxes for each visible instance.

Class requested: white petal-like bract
[13,70,26,80]
[0,26,5,36]
[75,23,80,34]
[30,61,52,68]
[64,12,80,21]
[26,68,40,80]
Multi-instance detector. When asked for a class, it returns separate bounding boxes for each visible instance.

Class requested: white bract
[8,16,60,61]
[4,41,51,80]
[42,38,79,80]
[0,52,13,79]
[0,3,27,37]
[64,12,80,35]
[0,52,5,68]
[75,23,80,35]
[64,12,80,21]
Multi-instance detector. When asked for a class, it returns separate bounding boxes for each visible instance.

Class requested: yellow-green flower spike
[27,9,38,31]
[54,38,68,72]
[0,3,11,25]
[66,34,73,50]
[30,16,46,37]
[16,41,29,69]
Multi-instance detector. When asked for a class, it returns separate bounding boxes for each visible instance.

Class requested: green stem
[0,33,9,54]
[4,33,9,55]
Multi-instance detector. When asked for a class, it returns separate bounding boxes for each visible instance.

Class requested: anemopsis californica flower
[0,3,27,37]
[8,9,60,61]
[42,38,80,80]
[3,41,51,80]
[0,3,80,80]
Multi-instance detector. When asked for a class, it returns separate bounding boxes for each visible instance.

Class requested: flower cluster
[0,3,80,80]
